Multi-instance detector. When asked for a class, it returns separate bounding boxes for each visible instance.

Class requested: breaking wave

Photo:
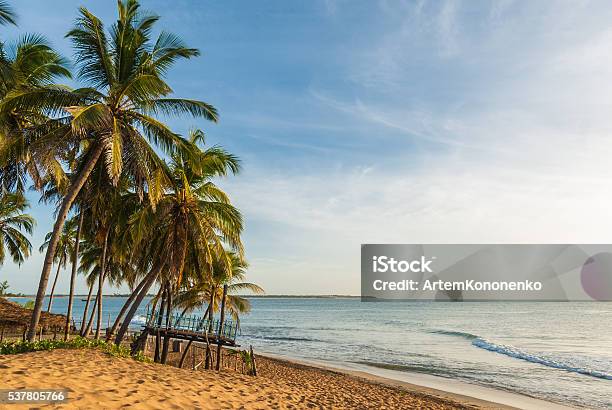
[429,329,479,340]
[472,338,612,380]
[431,328,612,380]
[130,314,147,325]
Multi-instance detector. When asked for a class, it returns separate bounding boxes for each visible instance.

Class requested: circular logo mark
[581,253,612,301]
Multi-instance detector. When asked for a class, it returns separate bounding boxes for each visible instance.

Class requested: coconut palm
[0,279,8,295]
[7,0,218,341]
[113,131,243,345]
[77,251,100,337]
[0,34,71,193]
[0,191,34,266]
[39,217,77,311]
[0,1,16,27]
[73,172,139,339]
[65,211,83,339]
[38,176,87,339]
[174,251,262,368]
[175,252,263,322]
[78,227,135,337]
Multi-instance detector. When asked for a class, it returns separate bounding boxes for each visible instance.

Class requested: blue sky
[3,0,612,294]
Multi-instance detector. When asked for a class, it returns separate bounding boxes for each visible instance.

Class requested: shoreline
[256,351,573,410]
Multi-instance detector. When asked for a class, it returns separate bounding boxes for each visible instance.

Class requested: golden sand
[0,349,490,409]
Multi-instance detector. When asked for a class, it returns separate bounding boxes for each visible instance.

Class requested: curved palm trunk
[160,283,173,364]
[179,340,193,368]
[154,285,167,362]
[105,275,148,341]
[94,276,105,339]
[28,143,104,341]
[215,284,228,371]
[145,287,163,327]
[95,231,109,339]
[80,280,95,335]
[205,289,215,369]
[157,285,167,328]
[83,290,98,336]
[65,211,84,340]
[114,261,163,346]
[46,260,63,312]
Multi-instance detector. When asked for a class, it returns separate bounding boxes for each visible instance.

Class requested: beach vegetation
[6,0,219,340]
[0,1,16,26]
[39,218,77,312]
[228,348,257,376]
[0,191,34,266]
[175,251,264,323]
[0,335,151,362]
[0,0,262,363]
[0,281,24,296]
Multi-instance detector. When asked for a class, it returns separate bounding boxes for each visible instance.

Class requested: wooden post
[215,285,228,371]
[250,345,257,376]
[154,329,161,362]
[192,341,196,370]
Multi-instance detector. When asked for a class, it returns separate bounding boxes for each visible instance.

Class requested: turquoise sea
[12,297,612,409]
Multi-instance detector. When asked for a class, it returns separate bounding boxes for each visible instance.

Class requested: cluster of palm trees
[0,0,262,346]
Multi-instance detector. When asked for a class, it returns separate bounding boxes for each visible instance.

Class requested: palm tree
[174,251,262,368]
[6,0,218,341]
[175,252,263,322]
[0,279,8,295]
[0,1,16,26]
[65,211,83,339]
[79,280,95,336]
[0,191,34,266]
[77,179,140,338]
[77,232,109,337]
[38,178,87,339]
[0,34,71,193]
[39,218,76,312]
[113,131,243,345]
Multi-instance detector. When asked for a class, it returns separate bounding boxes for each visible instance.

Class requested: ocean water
[11,297,612,409]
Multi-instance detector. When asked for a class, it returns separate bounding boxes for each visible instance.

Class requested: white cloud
[9,1,612,295]
[227,0,612,293]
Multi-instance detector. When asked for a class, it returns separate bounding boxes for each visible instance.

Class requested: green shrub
[19,300,35,309]
[0,336,151,363]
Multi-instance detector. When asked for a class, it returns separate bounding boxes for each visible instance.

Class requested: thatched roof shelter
[0,297,66,330]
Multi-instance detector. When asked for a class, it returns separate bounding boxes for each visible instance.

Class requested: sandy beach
[0,348,511,409]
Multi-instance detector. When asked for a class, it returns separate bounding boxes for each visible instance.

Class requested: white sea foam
[471,338,612,380]
[130,314,147,325]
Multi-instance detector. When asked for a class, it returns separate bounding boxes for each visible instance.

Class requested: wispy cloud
[228,0,612,293]
[7,0,612,295]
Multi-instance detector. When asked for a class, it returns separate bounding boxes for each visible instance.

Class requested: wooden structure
[185,343,257,375]
[142,308,239,347]
[0,297,68,341]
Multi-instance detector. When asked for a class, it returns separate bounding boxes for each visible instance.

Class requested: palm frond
[0,1,16,26]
